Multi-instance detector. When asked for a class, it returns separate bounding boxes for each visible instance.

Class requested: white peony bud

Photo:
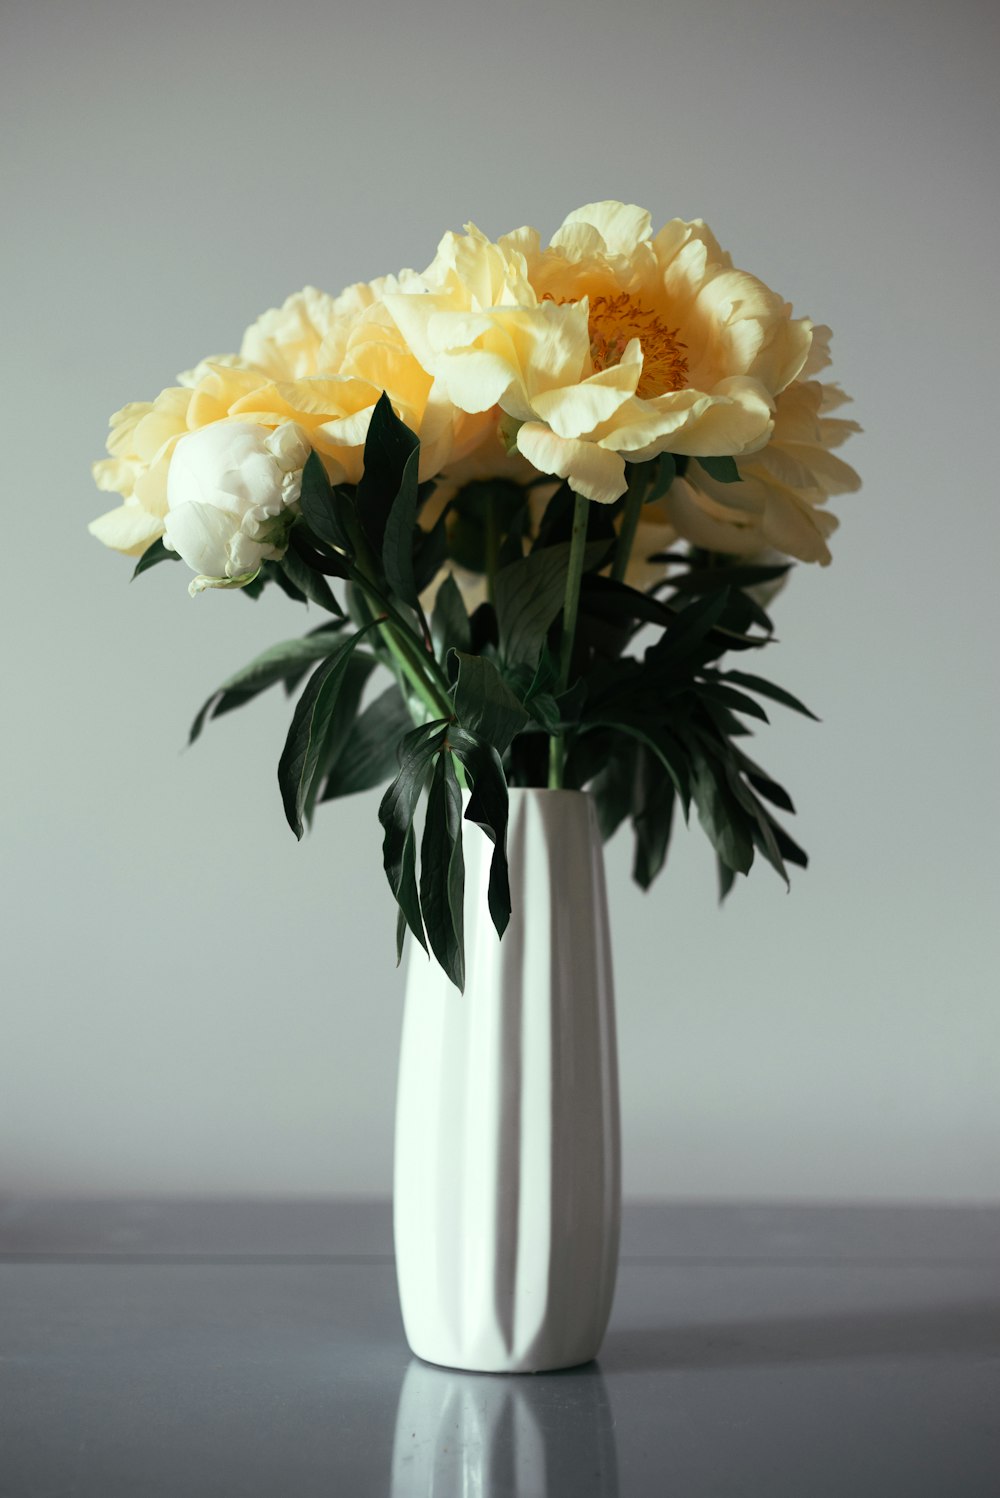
[163,420,311,595]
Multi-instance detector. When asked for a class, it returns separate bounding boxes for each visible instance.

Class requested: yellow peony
[659,328,861,564]
[233,279,494,485]
[89,363,263,557]
[90,281,495,557]
[385,201,813,506]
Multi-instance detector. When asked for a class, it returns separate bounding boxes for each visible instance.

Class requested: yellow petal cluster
[90,280,494,556]
[657,328,861,565]
[91,202,856,574]
[385,202,813,506]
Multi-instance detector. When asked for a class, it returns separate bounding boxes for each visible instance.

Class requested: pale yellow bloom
[91,280,495,557]
[235,279,496,483]
[660,328,861,564]
[386,202,813,506]
[89,365,261,557]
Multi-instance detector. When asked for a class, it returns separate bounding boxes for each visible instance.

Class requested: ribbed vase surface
[393,788,621,1373]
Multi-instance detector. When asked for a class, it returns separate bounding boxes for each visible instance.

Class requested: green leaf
[690,752,754,874]
[718,670,820,721]
[524,692,561,734]
[696,455,741,484]
[666,561,791,595]
[322,684,414,800]
[772,820,808,870]
[581,574,677,630]
[531,481,574,550]
[645,452,677,504]
[562,727,617,796]
[301,653,376,827]
[452,652,530,758]
[288,523,351,581]
[267,564,308,605]
[494,540,607,669]
[589,741,637,840]
[395,825,423,964]
[414,505,450,594]
[697,682,770,724]
[277,625,379,839]
[717,856,737,901]
[419,754,466,990]
[449,727,511,939]
[430,573,472,657]
[714,754,789,885]
[717,587,775,638]
[631,748,676,890]
[278,547,343,615]
[358,392,419,556]
[189,626,347,744]
[379,719,450,950]
[298,451,355,554]
[131,537,180,580]
[651,588,733,668]
[584,719,690,814]
[446,480,530,572]
[381,446,422,608]
[732,748,796,814]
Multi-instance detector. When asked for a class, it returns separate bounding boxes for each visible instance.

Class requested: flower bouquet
[90,201,859,1370]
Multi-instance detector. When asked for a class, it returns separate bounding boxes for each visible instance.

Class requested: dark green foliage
[189,625,347,744]
[379,720,450,954]
[419,754,466,990]
[431,574,472,657]
[131,538,179,579]
[494,541,608,668]
[322,685,413,800]
[278,545,344,615]
[449,727,511,940]
[696,455,741,484]
[452,653,530,757]
[357,393,420,556]
[381,447,422,608]
[277,625,379,839]
[179,413,819,984]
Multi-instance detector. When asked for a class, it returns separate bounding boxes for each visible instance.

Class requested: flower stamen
[588,293,689,398]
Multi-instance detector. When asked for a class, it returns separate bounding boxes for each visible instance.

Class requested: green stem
[547,731,564,790]
[549,490,591,789]
[389,622,454,721]
[610,463,648,583]
[557,491,591,692]
[357,582,453,723]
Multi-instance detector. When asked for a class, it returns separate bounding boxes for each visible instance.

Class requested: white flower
[163,420,310,595]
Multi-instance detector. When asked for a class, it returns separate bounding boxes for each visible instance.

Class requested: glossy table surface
[2,1199,998,1497]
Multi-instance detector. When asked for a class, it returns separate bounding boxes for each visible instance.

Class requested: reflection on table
[390,1356,619,1497]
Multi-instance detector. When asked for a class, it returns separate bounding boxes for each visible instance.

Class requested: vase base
[408,1346,602,1376]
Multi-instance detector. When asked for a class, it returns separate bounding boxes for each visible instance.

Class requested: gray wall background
[2,0,997,1201]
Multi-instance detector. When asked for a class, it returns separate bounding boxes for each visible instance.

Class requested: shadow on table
[390,1356,619,1496]
[600,1299,1000,1374]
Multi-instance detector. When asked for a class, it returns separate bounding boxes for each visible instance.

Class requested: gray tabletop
[2,1200,998,1497]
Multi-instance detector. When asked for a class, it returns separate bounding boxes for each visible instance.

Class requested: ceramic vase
[393,788,620,1373]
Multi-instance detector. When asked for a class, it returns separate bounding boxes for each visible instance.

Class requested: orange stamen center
[587,293,689,398]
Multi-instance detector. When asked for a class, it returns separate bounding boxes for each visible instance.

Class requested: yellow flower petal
[88,504,164,556]
[553,201,654,256]
[531,342,641,437]
[516,423,626,504]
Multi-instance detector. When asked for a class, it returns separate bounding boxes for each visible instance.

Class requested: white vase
[393,787,621,1374]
